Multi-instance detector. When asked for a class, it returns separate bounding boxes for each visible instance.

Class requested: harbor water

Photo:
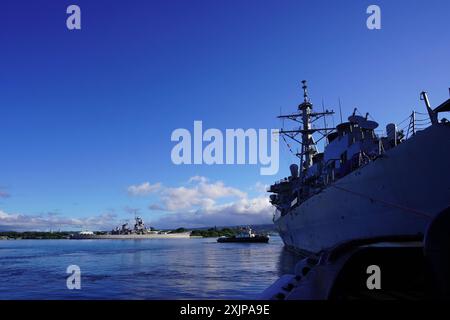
[0,235,301,299]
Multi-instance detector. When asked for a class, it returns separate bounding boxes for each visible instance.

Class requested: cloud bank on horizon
[0,210,118,232]
[128,176,273,229]
[0,176,273,231]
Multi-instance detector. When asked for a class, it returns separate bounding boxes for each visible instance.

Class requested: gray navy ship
[269,81,450,255]
[71,215,191,239]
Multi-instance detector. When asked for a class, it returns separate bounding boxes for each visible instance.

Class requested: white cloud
[127,182,162,196]
[0,210,10,219]
[148,176,247,212]
[188,176,208,183]
[0,209,118,231]
[154,196,273,229]
[144,176,273,228]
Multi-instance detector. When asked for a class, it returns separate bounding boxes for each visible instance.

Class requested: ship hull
[217,236,269,243]
[275,123,450,254]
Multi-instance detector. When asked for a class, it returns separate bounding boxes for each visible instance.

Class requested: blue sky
[0,0,449,230]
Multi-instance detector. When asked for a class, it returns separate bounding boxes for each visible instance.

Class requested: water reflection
[276,247,303,276]
[0,236,305,299]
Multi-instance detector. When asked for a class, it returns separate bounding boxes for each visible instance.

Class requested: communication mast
[278,80,335,182]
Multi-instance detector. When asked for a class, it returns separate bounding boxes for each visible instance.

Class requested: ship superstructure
[111,215,154,235]
[269,81,450,254]
[71,215,192,239]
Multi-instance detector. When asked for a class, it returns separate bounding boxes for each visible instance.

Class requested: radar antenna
[277,80,335,182]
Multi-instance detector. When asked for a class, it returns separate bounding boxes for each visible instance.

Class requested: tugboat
[217,227,270,243]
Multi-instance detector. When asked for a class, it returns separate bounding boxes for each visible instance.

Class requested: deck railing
[398,111,431,139]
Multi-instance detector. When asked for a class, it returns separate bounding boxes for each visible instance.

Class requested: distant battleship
[71,216,191,239]
[269,81,450,255]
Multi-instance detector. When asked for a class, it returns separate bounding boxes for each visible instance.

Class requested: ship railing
[397,111,431,140]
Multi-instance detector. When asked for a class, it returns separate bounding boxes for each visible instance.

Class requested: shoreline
[71,232,193,239]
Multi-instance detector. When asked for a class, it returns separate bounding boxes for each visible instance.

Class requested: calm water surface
[0,236,301,299]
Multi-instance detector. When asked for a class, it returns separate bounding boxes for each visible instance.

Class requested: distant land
[0,224,278,240]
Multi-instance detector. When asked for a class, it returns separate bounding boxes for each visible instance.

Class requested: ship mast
[300,80,313,174]
[278,80,335,183]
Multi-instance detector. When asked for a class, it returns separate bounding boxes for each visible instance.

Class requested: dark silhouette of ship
[269,81,450,255]
[217,227,269,243]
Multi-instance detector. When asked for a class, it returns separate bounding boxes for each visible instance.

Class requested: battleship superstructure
[111,216,152,235]
[269,81,450,255]
[71,216,192,239]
